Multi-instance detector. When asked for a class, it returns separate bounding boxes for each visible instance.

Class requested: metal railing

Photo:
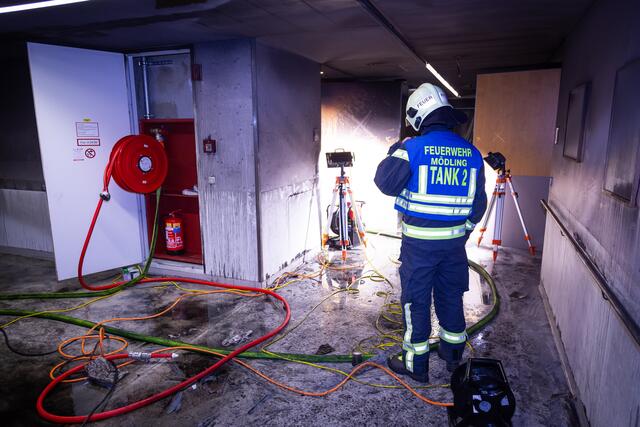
[541,199,640,348]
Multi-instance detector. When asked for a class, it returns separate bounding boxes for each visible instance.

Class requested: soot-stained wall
[193,40,260,282]
[193,40,321,283]
[540,0,640,425]
[255,43,321,281]
[320,81,403,234]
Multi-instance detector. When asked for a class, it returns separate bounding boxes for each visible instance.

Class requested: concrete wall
[193,40,321,283]
[541,0,640,425]
[193,40,260,282]
[473,70,560,250]
[320,81,403,234]
[0,42,53,253]
[254,43,321,281]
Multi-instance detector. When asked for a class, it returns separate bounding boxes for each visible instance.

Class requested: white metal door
[28,42,144,280]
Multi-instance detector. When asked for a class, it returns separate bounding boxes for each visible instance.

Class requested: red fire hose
[77,134,168,291]
[39,135,291,423]
[37,283,289,423]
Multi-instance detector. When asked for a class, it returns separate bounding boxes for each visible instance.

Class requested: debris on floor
[0,238,577,426]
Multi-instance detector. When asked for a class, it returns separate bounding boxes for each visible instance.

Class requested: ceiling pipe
[356,0,460,97]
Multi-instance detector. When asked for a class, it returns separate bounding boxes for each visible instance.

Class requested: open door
[28,43,145,280]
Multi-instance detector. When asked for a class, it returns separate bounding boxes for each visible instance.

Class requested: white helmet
[405,83,465,131]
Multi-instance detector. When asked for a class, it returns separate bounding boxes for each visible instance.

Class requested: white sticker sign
[76,122,99,137]
[77,138,100,146]
[73,147,85,162]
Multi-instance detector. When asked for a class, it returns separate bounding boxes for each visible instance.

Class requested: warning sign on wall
[77,138,100,146]
[76,122,99,137]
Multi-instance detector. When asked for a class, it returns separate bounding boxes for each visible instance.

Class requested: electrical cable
[362,229,500,352]
[0,255,497,420]
[37,352,174,424]
[0,260,497,365]
[48,288,259,383]
[49,339,104,386]
[0,328,60,357]
[35,275,291,423]
[258,282,450,390]
[0,308,353,363]
[0,292,118,329]
[153,346,451,405]
[259,227,496,388]
[262,287,359,353]
[365,229,401,239]
[80,358,119,427]
[246,222,479,388]
[51,331,130,383]
[0,134,501,422]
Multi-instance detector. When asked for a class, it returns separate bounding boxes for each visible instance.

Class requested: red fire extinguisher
[164,211,185,255]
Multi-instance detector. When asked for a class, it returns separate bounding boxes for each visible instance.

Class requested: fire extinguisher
[164,211,185,255]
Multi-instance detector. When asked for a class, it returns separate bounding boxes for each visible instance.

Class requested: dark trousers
[399,239,469,375]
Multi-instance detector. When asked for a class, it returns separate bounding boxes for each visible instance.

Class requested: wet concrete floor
[0,236,578,426]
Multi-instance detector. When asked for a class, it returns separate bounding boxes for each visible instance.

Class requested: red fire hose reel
[107,135,185,256]
[110,134,168,194]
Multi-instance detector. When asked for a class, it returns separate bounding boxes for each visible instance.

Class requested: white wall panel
[28,43,143,280]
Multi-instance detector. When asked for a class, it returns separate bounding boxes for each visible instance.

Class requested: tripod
[477,169,535,261]
[322,166,366,261]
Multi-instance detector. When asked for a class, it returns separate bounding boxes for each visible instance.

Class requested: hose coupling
[351,351,363,366]
[128,351,152,362]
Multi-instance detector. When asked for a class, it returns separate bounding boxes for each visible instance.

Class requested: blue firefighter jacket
[374,123,487,249]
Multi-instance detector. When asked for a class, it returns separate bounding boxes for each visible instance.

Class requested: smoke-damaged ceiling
[0,0,592,96]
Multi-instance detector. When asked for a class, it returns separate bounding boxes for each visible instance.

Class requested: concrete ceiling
[0,0,593,96]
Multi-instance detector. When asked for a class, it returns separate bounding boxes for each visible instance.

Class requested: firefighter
[374,83,487,382]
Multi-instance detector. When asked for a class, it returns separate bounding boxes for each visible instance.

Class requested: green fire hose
[0,259,498,363]
[0,201,499,363]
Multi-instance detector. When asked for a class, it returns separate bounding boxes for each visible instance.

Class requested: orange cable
[46,276,451,407]
[49,288,260,382]
[153,346,452,407]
